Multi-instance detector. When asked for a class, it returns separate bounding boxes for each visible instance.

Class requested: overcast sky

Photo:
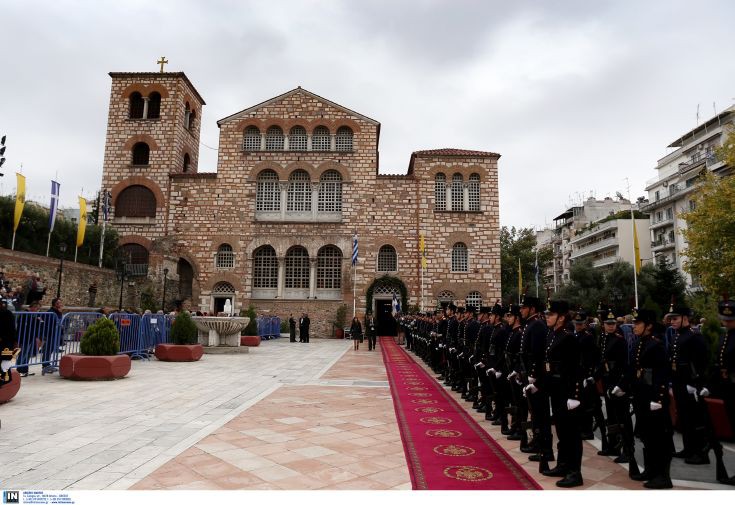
[2,0,734,229]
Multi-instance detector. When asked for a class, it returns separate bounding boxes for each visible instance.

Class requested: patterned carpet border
[380,336,541,490]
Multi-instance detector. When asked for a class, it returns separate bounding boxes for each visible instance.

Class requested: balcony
[649,217,674,231]
[593,256,618,268]
[651,238,675,252]
[570,236,618,260]
[641,184,692,212]
[570,220,617,244]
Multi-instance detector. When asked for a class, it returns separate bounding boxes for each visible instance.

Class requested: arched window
[253,246,278,288]
[287,170,311,212]
[317,245,342,289]
[468,173,480,211]
[129,92,144,119]
[312,126,330,151]
[148,92,161,119]
[120,243,149,265]
[243,126,261,151]
[289,126,307,150]
[285,246,309,289]
[265,126,284,150]
[466,291,482,310]
[435,173,446,211]
[216,244,234,269]
[213,282,235,295]
[438,290,455,303]
[184,102,191,129]
[377,245,397,272]
[318,170,342,212]
[132,142,150,165]
[189,110,196,130]
[183,153,191,173]
[452,242,468,272]
[256,170,280,211]
[451,173,463,211]
[335,126,353,151]
[116,185,156,218]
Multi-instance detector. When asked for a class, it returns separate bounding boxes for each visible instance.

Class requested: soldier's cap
[666,302,691,318]
[491,301,505,316]
[434,309,443,315]
[632,307,657,325]
[447,303,457,312]
[603,308,617,323]
[520,295,543,311]
[466,305,477,315]
[457,306,466,314]
[479,306,492,315]
[718,299,735,321]
[505,304,522,318]
[573,309,588,323]
[545,299,570,315]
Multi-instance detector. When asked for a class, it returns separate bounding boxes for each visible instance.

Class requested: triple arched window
[242,125,354,152]
[434,173,481,212]
[256,169,343,220]
[287,170,312,212]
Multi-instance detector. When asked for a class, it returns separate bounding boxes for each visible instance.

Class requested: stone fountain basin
[191,316,250,347]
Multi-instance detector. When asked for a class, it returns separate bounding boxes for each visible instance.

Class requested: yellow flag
[419,234,427,269]
[633,220,641,272]
[13,173,26,232]
[77,196,88,247]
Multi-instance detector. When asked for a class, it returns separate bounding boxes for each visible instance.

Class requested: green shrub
[80,317,120,356]
[242,305,258,336]
[139,285,158,313]
[280,319,289,333]
[170,310,198,345]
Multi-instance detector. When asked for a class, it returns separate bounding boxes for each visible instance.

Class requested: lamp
[161,267,169,312]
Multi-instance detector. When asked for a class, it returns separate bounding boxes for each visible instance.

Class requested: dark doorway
[376,299,396,336]
[178,258,193,300]
[213,297,230,314]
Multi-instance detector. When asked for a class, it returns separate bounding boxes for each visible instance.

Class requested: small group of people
[288,313,310,343]
[349,311,377,351]
[0,272,47,312]
[403,295,735,490]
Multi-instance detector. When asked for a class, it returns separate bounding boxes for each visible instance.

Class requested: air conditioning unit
[662,181,668,187]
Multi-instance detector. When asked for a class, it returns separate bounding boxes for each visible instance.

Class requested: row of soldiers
[399,296,735,489]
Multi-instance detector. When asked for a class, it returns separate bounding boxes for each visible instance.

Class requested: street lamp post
[56,243,68,298]
[117,255,129,311]
[161,268,169,312]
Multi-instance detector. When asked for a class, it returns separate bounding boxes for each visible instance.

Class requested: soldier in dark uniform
[474,306,493,414]
[463,305,481,403]
[455,306,468,392]
[519,295,554,463]
[667,302,709,464]
[573,309,605,442]
[504,304,528,447]
[487,301,511,433]
[444,304,459,386]
[714,298,735,456]
[630,308,673,489]
[539,299,584,488]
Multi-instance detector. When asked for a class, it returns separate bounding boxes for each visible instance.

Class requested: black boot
[684,453,710,465]
[528,453,554,462]
[644,459,672,490]
[542,465,568,478]
[556,471,584,488]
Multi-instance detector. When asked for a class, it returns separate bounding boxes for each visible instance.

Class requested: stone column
[283,134,289,151]
[463,183,470,212]
[279,182,288,220]
[309,258,317,299]
[142,97,150,119]
[260,133,266,151]
[311,182,320,219]
[307,134,312,151]
[277,256,285,298]
[446,185,452,211]
[330,134,336,151]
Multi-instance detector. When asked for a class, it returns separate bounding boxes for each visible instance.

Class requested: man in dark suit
[289,314,296,342]
[365,311,376,350]
[299,313,310,343]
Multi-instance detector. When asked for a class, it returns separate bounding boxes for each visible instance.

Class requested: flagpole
[99,217,106,268]
[11,231,16,250]
[353,263,356,319]
[535,247,539,297]
[420,263,424,312]
[625,178,639,308]
[46,233,52,257]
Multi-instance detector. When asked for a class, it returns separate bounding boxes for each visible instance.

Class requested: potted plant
[333,304,347,339]
[155,310,203,361]
[240,305,261,347]
[59,317,131,380]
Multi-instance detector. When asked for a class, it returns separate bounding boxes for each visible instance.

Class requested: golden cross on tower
[157,56,169,73]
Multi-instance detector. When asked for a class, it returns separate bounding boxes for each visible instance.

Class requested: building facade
[642,106,734,289]
[100,71,501,336]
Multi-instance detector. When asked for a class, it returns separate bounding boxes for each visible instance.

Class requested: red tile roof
[412,148,500,157]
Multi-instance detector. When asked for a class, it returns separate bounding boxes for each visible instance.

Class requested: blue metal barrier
[270,317,281,338]
[12,312,62,374]
[60,312,104,357]
[109,313,148,360]
[140,313,173,353]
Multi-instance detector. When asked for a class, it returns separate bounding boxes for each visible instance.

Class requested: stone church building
[100,70,501,336]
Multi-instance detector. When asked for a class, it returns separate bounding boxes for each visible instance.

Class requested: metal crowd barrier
[12,312,62,374]
[256,316,281,340]
[60,312,104,356]
[140,313,173,354]
[109,313,148,360]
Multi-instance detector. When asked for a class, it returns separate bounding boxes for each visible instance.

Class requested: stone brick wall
[100,73,502,337]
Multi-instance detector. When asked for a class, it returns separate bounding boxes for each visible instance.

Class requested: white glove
[469,355,474,360]
[650,402,662,411]
[611,386,625,397]
[0,361,11,372]
[686,385,697,395]
[567,399,581,410]
[527,376,536,384]
[488,368,496,374]
[458,353,464,358]
[507,371,518,381]
[495,371,503,379]
[583,377,594,388]
[699,387,710,397]
[524,383,538,395]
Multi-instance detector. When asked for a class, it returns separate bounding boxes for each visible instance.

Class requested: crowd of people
[397,296,735,489]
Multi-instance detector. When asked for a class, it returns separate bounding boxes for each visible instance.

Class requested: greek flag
[392,293,401,316]
[49,180,60,232]
[352,234,358,267]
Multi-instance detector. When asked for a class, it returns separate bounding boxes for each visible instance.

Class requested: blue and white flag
[392,293,401,316]
[352,234,358,267]
[49,180,60,232]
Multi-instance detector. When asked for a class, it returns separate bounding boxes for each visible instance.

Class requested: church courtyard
[1,337,732,491]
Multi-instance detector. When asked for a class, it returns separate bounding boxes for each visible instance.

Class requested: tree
[680,170,735,296]
[500,226,553,302]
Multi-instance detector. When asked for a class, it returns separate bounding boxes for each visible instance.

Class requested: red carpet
[380,336,541,490]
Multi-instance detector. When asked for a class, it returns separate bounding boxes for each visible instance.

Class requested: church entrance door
[376,299,396,336]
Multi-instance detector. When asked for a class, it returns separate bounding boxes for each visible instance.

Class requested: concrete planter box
[155,343,204,362]
[240,336,261,347]
[0,369,22,404]
[59,354,131,380]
